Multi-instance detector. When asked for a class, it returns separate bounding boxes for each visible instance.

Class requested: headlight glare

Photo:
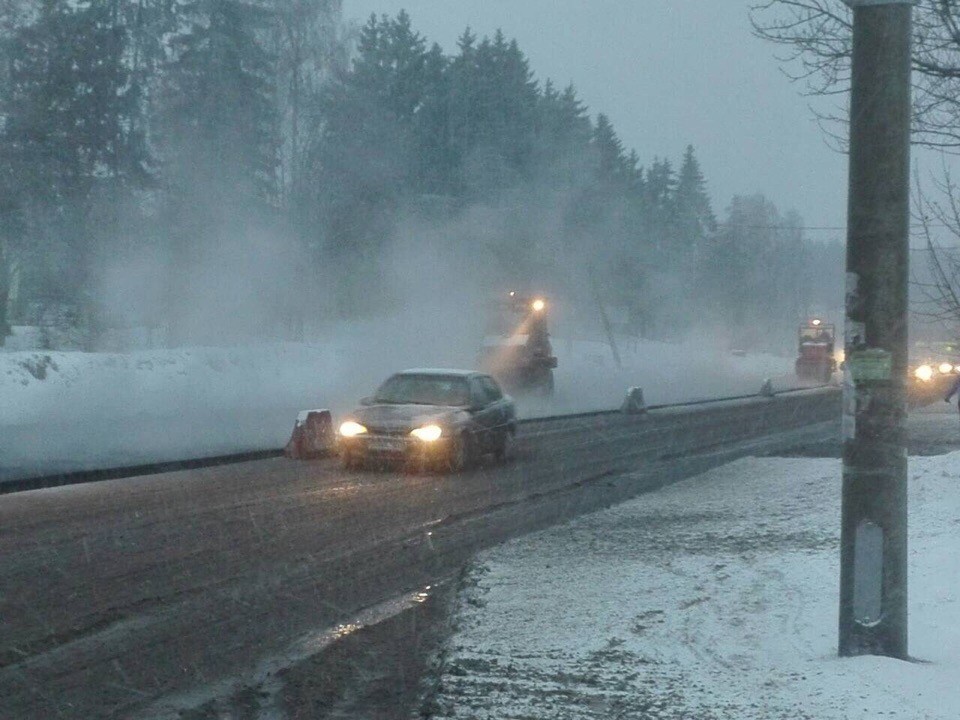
[915,365,934,382]
[339,421,368,437]
[411,424,443,442]
[939,362,954,374]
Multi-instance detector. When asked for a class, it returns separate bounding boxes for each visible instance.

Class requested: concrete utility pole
[839,0,915,659]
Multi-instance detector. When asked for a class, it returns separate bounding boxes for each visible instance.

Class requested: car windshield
[374,375,470,406]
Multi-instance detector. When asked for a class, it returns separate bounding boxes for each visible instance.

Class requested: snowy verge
[0,343,346,427]
[433,453,960,719]
[0,338,792,426]
[0,337,792,480]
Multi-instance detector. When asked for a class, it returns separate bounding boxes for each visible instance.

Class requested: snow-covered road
[432,443,960,718]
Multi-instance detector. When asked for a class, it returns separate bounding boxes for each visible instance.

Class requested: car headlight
[411,424,443,442]
[914,365,934,382]
[339,421,368,437]
[939,362,954,375]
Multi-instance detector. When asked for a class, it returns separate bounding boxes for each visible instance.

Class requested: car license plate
[369,437,405,452]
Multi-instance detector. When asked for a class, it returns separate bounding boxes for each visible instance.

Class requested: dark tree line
[0,6,838,349]
[309,12,838,343]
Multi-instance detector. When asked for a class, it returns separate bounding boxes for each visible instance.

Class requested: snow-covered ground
[433,452,960,719]
[0,334,793,480]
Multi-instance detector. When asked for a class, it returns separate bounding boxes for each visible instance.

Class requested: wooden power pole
[839,0,915,659]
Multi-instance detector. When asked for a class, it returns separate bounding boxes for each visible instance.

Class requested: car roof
[395,368,481,378]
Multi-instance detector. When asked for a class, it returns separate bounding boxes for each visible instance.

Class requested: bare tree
[913,168,960,336]
[272,0,348,208]
[753,1,960,337]
[751,0,960,151]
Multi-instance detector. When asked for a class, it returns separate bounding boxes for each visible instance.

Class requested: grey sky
[342,0,849,237]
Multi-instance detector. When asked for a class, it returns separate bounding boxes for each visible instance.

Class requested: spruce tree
[499,38,538,177]
[534,82,592,187]
[675,145,716,256]
[1,0,147,325]
[593,113,628,190]
[163,0,279,204]
[446,26,478,194]
[414,41,451,194]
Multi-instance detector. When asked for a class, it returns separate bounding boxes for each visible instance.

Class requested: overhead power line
[714,222,954,232]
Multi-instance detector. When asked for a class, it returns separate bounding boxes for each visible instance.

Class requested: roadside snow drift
[0,336,792,480]
[433,453,960,719]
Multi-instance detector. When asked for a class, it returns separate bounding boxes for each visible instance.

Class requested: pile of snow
[2,326,44,352]
[434,453,960,719]
[0,343,358,479]
[0,344,346,428]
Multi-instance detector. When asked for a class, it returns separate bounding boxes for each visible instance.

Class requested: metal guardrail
[0,384,839,496]
[0,450,283,495]
[518,383,833,424]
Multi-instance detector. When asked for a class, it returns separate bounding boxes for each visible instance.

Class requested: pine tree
[645,158,676,215]
[446,26,478,194]
[163,0,279,203]
[500,38,538,173]
[350,10,427,123]
[4,1,143,199]
[593,113,628,190]
[674,145,716,256]
[534,82,592,187]
[158,0,281,341]
[1,0,147,324]
[313,11,429,209]
[414,41,451,193]
[442,27,541,197]
[300,11,433,313]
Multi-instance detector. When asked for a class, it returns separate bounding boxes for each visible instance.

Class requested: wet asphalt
[0,389,850,718]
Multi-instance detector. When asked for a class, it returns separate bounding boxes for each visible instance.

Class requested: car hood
[351,404,467,432]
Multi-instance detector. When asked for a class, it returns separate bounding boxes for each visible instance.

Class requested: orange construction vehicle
[795,319,837,384]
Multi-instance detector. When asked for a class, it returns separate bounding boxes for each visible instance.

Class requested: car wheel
[445,433,472,473]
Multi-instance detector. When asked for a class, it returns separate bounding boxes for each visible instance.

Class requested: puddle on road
[149,582,455,720]
[290,586,433,657]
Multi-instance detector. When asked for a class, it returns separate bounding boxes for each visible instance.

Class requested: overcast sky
[341,0,850,237]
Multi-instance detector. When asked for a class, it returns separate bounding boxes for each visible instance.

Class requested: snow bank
[0,336,792,427]
[0,344,344,427]
[0,334,792,479]
[548,336,794,414]
[434,453,960,719]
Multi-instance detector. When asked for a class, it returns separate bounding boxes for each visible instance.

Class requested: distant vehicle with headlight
[479,291,558,396]
[795,319,837,383]
[907,341,960,405]
[338,369,516,472]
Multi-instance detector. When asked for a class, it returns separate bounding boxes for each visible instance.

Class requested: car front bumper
[339,433,453,462]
